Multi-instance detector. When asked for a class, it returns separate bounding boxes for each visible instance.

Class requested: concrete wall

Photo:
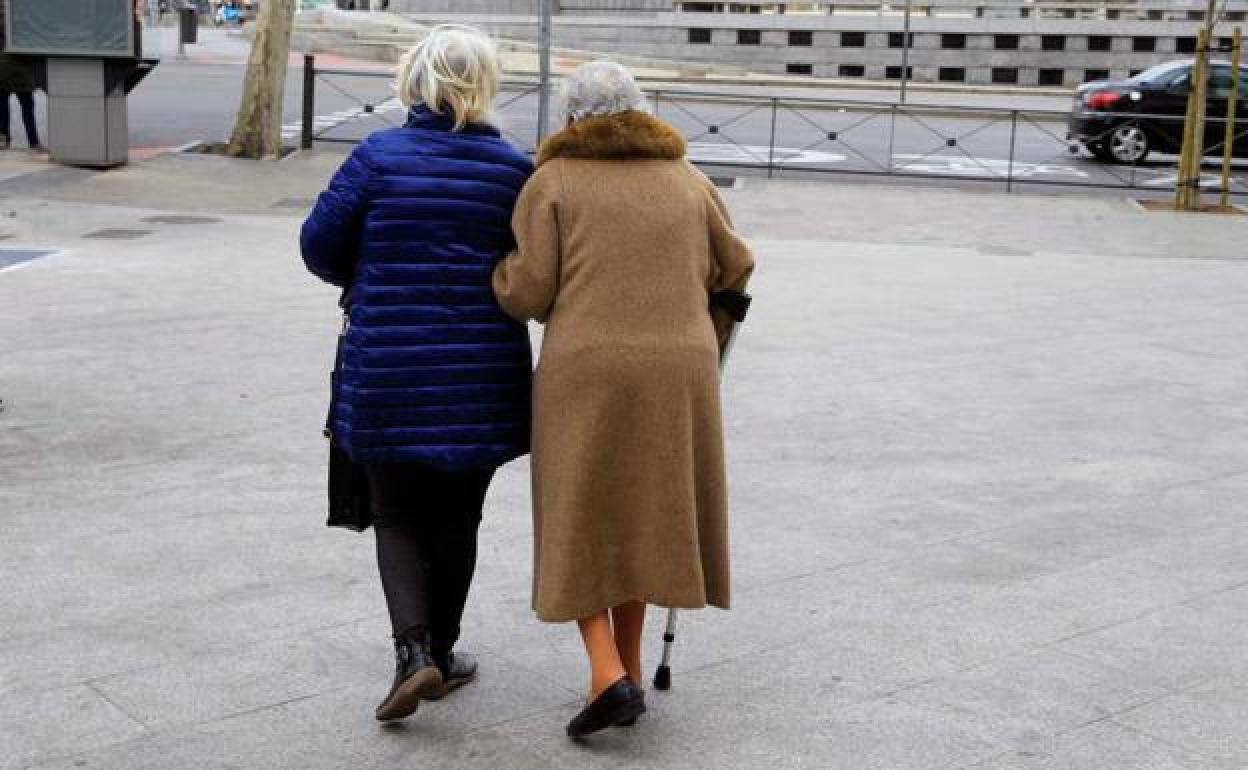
[392,0,539,12]
[560,0,673,12]
[396,5,1244,85]
[391,0,672,11]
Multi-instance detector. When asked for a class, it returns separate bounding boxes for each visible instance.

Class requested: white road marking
[1140,171,1248,189]
[891,154,1090,179]
[281,97,404,139]
[687,142,846,165]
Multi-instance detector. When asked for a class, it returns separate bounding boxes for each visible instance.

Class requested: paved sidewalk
[2,152,1248,769]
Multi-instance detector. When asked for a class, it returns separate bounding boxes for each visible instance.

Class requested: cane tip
[653,665,672,691]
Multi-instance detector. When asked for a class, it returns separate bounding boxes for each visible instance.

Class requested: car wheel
[1108,123,1150,165]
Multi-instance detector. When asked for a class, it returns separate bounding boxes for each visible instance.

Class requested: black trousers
[0,91,39,148]
[367,463,494,659]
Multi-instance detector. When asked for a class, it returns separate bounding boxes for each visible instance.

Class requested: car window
[1137,64,1190,90]
[1162,68,1192,90]
[1131,61,1188,85]
[1209,66,1238,98]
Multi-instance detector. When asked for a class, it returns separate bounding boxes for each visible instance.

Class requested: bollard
[302,55,316,151]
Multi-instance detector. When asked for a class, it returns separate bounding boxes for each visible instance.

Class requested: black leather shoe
[375,630,445,721]
[616,684,644,727]
[426,651,478,700]
[566,677,646,738]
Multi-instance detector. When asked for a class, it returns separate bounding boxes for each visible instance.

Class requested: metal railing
[298,55,1248,197]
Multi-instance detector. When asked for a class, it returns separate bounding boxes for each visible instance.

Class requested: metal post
[536,0,554,144]
[899,0,913,103]
[302,54,316,151]
[1221,28,1242,210]
[177,1,187,60]
[1006,109,1018,193]
[767,97,778,178]
[886,104,898,171]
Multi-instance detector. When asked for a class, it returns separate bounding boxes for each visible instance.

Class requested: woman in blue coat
[300,25,533,722]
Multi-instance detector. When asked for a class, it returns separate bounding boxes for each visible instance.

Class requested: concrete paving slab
[0,623,183,696]
[1114,690,1248,768]
[3,154,1248,768]
[26,699,372,770]
[88,635,375,730]
[0,684,147,770]
[897,648,1170,752]
[971,721,1214,770]
[1056,584,1248,693]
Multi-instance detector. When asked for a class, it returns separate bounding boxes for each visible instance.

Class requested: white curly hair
[558,61,649,124]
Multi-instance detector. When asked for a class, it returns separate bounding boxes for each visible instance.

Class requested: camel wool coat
[492,110,755,623]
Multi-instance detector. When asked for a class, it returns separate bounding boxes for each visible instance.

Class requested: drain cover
[82,228,153,240]
[271,197,315,209]
[0,248,55,270]
[142,215,223,225]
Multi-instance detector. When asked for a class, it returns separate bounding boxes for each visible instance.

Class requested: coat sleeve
[703,176,756,348]
[493,163,562,324]
[300,142,376,288]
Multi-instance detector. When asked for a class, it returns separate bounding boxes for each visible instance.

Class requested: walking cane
[653,287,752,691]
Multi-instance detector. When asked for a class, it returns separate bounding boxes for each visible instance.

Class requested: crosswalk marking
[281,97,404,140]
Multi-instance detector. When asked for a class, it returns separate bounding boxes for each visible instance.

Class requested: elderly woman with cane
[493,61,755,738]
[301,25,533,722]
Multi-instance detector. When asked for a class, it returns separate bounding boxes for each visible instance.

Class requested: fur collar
[537,111,687,166]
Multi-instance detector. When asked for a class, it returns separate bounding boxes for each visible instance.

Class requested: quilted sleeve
[300,143,376,288]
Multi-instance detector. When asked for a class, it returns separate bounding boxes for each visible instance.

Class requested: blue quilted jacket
[300,106,534,470]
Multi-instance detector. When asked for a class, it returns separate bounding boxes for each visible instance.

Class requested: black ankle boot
[426,651,479,700]
[375,627,445,722]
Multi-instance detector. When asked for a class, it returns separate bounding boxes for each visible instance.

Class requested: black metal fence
[297,55,1248,197]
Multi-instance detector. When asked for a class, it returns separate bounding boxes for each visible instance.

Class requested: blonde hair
[396,25,501,131]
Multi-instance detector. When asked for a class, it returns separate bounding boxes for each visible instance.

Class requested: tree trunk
[226,0,297,159]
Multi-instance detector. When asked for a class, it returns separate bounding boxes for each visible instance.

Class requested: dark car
[1068,60,1248,164]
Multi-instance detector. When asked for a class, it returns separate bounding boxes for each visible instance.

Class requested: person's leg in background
[16,91,41,150]
[0,91,12,150]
